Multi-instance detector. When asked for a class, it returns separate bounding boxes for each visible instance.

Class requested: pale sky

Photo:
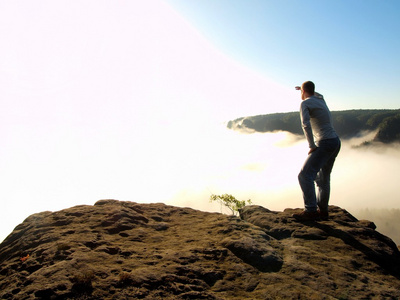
[0,0,399,242]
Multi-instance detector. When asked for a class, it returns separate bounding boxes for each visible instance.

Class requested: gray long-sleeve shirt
[300,94,338,148]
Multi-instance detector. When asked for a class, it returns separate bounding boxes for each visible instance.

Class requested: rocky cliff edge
[1,200,400,299]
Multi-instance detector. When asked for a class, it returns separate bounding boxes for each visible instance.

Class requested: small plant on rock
[117,271,134,287]
[209,194,252,216]
[71,270,94,294]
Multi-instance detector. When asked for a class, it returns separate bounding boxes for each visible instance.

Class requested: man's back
[300,95,337,147]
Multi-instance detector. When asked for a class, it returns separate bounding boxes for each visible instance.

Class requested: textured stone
[0,201,399,299]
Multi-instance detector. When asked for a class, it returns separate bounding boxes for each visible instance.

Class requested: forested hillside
[227,109,400,143]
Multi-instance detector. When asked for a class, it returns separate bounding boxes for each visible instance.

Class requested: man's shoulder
[302,97,315,106]
[302,97,329,111]
[304,96,326,104]
[307,95,324,101]
[314,92,324,99]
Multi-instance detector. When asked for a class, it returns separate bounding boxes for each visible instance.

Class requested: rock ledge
[0,200,399,299]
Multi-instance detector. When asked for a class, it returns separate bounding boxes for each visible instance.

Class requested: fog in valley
[169,126,400,244]
[1,114,400,245]
[175,128,398,209]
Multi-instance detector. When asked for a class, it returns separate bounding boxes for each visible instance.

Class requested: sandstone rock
[220,236,282,272]
[0,200,399,299]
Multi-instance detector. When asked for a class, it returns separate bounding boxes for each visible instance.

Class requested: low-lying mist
[169,126,400,244]
[1,122,399,245]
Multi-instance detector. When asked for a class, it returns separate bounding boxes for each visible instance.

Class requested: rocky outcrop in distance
[1,200,400,299]
[228,109,400,144]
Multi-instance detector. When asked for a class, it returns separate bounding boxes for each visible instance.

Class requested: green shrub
[210,194,252,216]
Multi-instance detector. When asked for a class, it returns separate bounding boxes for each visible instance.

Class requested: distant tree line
[227,109,400,143]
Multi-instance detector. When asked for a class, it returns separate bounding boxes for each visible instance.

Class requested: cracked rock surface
[0,200,399,299]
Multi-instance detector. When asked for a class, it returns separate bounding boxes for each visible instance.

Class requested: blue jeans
[298,137,341,212]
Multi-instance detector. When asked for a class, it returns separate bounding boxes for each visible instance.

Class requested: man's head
[301,81,315,100]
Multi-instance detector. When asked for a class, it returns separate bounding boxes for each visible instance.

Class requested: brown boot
[318,210,329,221]
[292,210,320,221]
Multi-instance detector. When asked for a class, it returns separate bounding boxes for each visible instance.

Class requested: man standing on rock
[292,81,341,221]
